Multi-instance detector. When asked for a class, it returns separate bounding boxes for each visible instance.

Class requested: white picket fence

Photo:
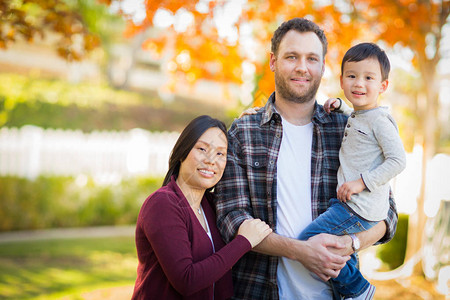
[0,126,179,181]
[1,126,449,212]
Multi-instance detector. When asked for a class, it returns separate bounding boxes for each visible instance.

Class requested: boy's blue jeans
[298,198,378,298]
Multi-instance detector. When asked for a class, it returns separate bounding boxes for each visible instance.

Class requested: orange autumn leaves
[116,0,374,102]
[0,0,100,61]
[348,0,449,71]
[3,0,446,92]
[82,0,450,105]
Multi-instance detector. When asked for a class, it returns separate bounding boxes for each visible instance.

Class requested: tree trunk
[404,61,439,275]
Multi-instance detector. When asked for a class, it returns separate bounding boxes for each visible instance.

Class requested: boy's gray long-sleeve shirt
[337,106,406,221]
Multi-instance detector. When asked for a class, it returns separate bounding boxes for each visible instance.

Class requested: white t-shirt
[276,118,332,299]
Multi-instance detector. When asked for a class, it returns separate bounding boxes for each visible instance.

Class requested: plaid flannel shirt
[215,93,398,300]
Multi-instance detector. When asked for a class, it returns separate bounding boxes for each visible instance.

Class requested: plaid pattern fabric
[215,93,398,300]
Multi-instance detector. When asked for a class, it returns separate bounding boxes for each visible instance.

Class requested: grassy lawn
[0,237,137,299]
[1,236,444,300]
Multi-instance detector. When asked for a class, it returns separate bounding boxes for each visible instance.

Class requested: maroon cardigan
[132,176,251,300]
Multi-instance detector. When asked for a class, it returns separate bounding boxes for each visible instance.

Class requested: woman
[132,115,272,300]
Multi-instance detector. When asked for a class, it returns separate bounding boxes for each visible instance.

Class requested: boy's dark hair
[341,43,391,81]
[271,18,328,58]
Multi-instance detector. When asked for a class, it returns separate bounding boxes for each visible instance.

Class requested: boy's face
[340,58,388,111]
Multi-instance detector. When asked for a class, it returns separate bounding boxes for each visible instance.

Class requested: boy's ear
[340,75,343,89]
[380,80,389,93]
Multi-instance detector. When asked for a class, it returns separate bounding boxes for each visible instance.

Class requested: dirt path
[0,225,135,243]
[372,276,446,300]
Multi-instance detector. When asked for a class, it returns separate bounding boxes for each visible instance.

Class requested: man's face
[270,30,325,104]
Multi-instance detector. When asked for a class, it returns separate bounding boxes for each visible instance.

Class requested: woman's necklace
[191,204,201,215]
[191,204,209,233]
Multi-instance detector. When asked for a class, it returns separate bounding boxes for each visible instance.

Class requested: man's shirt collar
[260,92,333,126]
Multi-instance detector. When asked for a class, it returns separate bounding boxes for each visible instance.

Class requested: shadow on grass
[0,236,137,299]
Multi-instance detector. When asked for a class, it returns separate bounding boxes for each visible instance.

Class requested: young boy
[298,42,407,300]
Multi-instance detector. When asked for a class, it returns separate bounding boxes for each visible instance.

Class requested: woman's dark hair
[162,115,227,186]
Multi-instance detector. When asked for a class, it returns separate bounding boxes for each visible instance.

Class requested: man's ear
[380,80,389,93]
[269,53,276,72]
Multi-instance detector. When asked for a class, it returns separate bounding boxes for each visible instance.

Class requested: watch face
[354,239,360,250]
[351,234,360,251]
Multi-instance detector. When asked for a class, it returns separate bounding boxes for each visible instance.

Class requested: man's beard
[274,71,321,104]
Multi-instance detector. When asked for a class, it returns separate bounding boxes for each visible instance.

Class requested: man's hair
[341,43,391,81]
[271,18,328,58]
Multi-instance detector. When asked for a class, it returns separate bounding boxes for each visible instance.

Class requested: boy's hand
[337,178,366,202]
[239,106,261,118]
[324,98,342,114]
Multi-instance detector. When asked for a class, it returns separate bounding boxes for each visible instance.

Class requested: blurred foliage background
[0,0,448,299]
[0,176,161,231]
[0,73,233,132]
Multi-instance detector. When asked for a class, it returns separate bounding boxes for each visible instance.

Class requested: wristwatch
[349,234,360,252]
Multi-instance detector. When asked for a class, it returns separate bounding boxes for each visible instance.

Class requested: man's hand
[337,178,366,202]
[299,234,351,281]
[253,232,352,282]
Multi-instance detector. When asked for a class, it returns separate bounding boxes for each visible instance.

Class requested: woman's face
[178,127,227,191]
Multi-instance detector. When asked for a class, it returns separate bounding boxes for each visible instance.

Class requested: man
[215,18,398,300]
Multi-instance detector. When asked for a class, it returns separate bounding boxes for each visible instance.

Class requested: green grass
[0,236,137,299]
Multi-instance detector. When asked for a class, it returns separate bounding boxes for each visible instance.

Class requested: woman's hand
[237,218,272,248]
[239,106,262,118]
[323,98,342,114]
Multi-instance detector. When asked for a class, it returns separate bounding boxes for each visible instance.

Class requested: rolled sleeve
[376,189,398,245]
